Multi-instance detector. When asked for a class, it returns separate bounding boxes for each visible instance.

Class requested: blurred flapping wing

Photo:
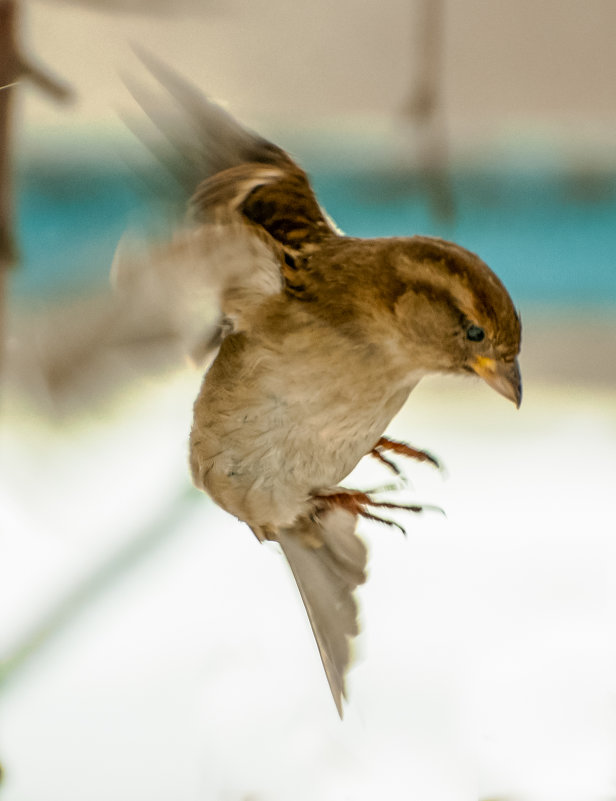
[113,54,340,361]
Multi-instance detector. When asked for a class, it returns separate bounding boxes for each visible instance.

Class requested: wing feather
[127,51,338,248]
[114,55,340,359]
[111,219,283,361]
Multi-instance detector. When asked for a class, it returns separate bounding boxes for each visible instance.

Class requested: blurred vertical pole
[0,0,20,377]
[0,0,71,381]
[408,0,441,123]
[404,0,454,222]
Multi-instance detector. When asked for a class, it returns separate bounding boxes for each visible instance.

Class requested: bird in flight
[114,55,522,717]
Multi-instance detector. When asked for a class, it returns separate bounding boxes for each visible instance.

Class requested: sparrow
[114,56,522,717]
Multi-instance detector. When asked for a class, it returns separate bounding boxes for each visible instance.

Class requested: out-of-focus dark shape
[0,0,72,377]
[0,0,21,273]
[401,0,455,222]
[405,0,442,123]
[0,0,72,263]
[17,53,72,101]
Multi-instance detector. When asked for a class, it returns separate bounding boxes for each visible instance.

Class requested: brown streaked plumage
[114,55,522,717]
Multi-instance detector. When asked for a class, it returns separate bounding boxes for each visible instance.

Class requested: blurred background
[1,1,615,799]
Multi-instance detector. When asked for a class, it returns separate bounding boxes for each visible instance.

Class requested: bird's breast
[190,326,417,528]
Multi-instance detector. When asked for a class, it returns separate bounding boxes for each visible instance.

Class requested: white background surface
[2,365,615,801]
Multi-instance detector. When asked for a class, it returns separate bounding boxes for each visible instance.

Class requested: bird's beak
[472,356,522,408]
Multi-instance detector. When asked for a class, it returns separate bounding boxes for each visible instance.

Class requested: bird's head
[392,236,522,407]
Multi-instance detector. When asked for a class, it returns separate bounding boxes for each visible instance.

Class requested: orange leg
[372,436,441,471]
[370,447,403,476]
[313,489,429,535]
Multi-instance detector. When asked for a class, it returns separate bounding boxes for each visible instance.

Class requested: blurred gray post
[404,0,454,222]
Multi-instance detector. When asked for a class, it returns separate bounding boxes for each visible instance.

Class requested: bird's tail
[275,507,368,717]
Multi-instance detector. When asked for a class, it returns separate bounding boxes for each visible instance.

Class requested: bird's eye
[466,324,485,342]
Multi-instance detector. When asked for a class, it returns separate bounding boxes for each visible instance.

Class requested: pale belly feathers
[190,326,418,529]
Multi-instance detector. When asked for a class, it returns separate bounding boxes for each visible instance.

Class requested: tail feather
[276,507,367,717]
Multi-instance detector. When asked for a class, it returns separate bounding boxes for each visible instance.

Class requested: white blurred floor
[1,363,616,801]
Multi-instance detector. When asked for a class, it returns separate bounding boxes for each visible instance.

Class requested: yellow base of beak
[472,356,522,408]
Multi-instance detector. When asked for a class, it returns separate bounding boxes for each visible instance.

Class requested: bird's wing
[113,53,340,361]
[129,50,339,250]
[111,218,283,362]
[276,507,367,717]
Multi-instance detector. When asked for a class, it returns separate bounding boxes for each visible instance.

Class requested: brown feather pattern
[119,56,522,716]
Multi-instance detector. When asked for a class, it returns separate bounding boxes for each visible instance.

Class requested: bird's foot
[370,436,441,475]
[313,488,434,535]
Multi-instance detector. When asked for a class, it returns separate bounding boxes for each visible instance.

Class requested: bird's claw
[372,436,441,472]
[313,488,442,536]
